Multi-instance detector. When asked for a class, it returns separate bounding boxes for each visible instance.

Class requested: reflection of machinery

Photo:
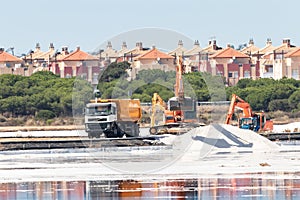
[85,96,142,138]
[149,56,198,134]
[225,94,273,132]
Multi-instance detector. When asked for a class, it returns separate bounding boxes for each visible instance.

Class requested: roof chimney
[212,40,217,50]
[194,40,200,46]
[266,38,272,45]
[122,41,127,49]
[283,38,291,47]
[0,48,4,53]
[178,40,183,47]
[49,43,54,50]
[76,46,80,51]
[107,41,112,48]
[227,44,232,48]
[35,43,41,51]
[62,46,69,55]
[136,42,143,50]
[249,38,254,45]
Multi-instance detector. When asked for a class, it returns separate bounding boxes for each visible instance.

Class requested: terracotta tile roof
[210,47,249,59]
[124,42,149,56]
[118,42,129,57]
[185,40,201,56]
[100,41,118,58]
[124,48,148,56]
[168,40,187,56]
[255,44,275,55]
[285,47,300,57]
[0,50,22,62]
[62,47,98,61]
[273,43,296,54]
[135,47,174,60]
[240,44,260,55]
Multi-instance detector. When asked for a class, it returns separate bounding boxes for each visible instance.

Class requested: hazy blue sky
[1,0,299,55]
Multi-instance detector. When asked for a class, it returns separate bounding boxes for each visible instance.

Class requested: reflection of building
[0,177,299,199]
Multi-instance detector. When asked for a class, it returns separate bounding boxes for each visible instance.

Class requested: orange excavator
[149,56,198,134]
[225,94,273,132]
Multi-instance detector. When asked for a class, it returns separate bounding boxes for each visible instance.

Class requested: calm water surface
[1,173,300,199]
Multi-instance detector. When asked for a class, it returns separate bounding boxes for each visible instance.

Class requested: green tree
[288,90,300,110]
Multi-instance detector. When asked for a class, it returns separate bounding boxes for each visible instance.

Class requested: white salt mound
[273,122,300,133]
[189,124,279,151]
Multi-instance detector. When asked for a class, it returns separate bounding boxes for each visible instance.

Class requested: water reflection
[0,172,300,199]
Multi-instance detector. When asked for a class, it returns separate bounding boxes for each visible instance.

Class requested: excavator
[149,56,198,134]
[225,93,273,132]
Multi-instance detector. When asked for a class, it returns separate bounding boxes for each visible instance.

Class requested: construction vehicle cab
[85,98,142,138]
[226,94,273,132]
[149,56,198,135]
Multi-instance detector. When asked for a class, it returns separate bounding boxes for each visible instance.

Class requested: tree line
[0,71,93,119]
[1,61,300,120]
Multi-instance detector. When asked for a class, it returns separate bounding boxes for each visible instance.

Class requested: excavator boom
[225,93,273,132]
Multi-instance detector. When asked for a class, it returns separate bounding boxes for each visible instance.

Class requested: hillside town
[1,38,300,86]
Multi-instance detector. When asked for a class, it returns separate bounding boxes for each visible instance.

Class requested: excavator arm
[174,56,185,103]
[151,93,166,127]
[225,94,253,124]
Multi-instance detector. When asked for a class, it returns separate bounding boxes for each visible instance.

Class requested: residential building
[283,47,300,80]
[99,41,119,64]
[117,42,129,60]
[50,46,100,83]
[260,38,296,79]
[0,48,23,75]
[195,39,223,73]
[122,42,150,63]
[24,43,56,68]
[129,46,175,80]
[209,47,255,86]
[240,39,260,64]
[184,40,202,72]
[254,38,276,78]
[168,40,187,57]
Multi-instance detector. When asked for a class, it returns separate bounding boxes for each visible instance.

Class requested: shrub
[0,116,7,122]
[36,110,56,120]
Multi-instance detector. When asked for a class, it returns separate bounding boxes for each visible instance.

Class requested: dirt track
[0,125,84,132]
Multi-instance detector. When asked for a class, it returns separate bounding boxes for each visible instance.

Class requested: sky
[1,0,300,56]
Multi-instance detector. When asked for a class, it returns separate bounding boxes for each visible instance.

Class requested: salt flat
[0,124,299,183]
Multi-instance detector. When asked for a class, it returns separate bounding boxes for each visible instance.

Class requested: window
[244,71,250,78]
[229,71,238,78]
[217,71,223,76]
[92,73,99,82]
[81,73,87,80]
[292,69,299,79]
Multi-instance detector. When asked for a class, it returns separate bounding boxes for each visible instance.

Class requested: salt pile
[192,124,278,150]
[163,123,280,160]
[273,122,300,133]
